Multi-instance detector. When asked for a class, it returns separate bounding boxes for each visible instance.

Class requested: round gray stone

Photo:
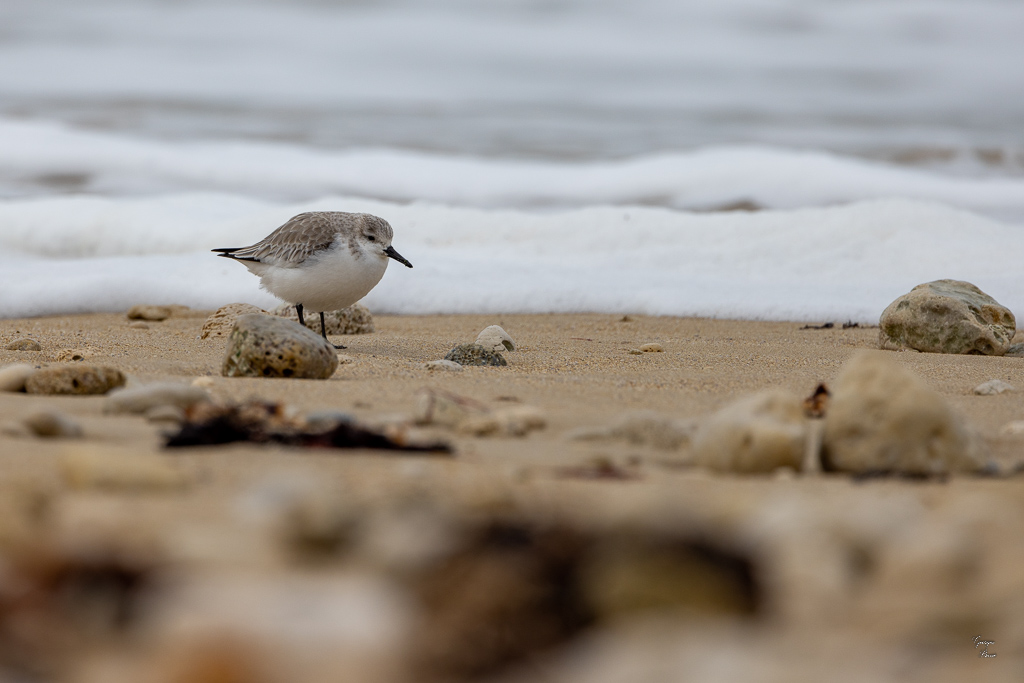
[222,314,339,379]
[879,279,1015,355]
[5,338,41,351]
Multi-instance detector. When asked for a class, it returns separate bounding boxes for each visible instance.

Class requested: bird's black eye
[365,234,376,242]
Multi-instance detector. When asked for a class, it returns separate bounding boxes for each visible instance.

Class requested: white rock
[639,343,664,353]
[104,382,211,415]
[822,351,987,474]
[23,411,83,438]
[0,363,35,392]
[424,359,464,372]
[475,325,516,352]
[692,390,807,473]
[973,379,1015,395]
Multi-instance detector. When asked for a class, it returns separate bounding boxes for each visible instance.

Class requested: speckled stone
[271,302,375,335]
[879,280,1015,355]
[222,314,339,379]
[25,365,126,395]
[443,343,508,367]
[5,338,41,351]
[201,303,268,339]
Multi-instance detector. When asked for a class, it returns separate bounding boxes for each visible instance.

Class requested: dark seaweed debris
[164,401,451,454]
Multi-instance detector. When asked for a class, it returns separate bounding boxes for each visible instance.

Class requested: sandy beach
[0,311,1022,682]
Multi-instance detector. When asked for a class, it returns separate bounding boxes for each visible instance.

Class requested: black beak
[385,245,413,268]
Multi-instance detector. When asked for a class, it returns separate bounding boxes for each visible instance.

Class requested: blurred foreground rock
[25,365,126,395]
[879,279,1015,355]
[822,351,987,475]
[691,390,807,473]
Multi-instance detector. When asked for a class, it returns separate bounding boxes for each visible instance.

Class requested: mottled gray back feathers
[216,212,394,266]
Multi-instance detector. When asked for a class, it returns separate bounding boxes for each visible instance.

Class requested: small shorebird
[214,211,413,348]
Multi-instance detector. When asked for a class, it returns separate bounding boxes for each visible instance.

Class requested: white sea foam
[2,195,1021,322]
[3,119,1024,222]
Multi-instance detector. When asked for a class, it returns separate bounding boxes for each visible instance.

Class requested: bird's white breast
[257,242,388,312]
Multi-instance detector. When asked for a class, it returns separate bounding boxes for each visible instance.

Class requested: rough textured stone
[222,314,338,379]
[104,382,211,414]
[5,338,41,351]
[271,302,375,335]
[822,351,987,474]
[55,348,91,362]
[127,304,172,321]
[879,279,1015,355]
[23,411,83,438]
[475,325,516,352]
[691,390,807,473]
[25,365,126,395]
[0,364,35,392]
[974,379,1014,396]
[201,303,268,339]
[639,343,664,353]
[444,343,507,367]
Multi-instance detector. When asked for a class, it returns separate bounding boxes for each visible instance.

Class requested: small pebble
[0,363,36,392]
[145,404,187,425]
[424,359,464,372]
[126,304,171,321]
[23,411,83,438]
[475,325,516,352]
[104,382,211,414]
[444,343,507,367]
[128,321,150,330]
[974,379,1015,395]
[5,338,41,351]
[639,343,664,353]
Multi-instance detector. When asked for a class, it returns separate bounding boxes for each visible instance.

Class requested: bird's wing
[221,212,340,266]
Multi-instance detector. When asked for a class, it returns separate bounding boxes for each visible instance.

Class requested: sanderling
[214,211,412,349]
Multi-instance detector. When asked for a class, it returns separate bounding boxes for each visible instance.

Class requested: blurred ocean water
[1,0,1022,318]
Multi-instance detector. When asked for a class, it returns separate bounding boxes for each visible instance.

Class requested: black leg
[321,311,346,349]
[296,303,305,328]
